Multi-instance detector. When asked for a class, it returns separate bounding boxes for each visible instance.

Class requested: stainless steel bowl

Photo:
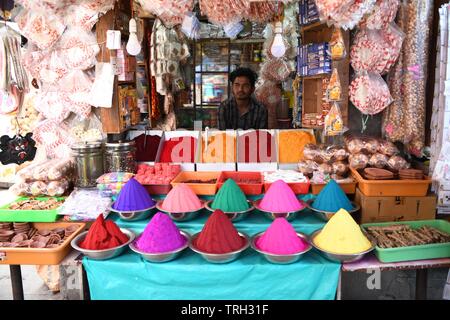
[251,231,312,264]
[309,228,375,263]
[205,200,255,222]
[109,203,156,221]
[306,200,361,222]
[129,230,191,263]
[71,228,135,260]
[156,201,204,222]
[254,199,306,221]
[189,232,250,264]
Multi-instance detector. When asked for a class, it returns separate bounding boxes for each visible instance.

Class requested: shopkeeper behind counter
[218,68,268,130]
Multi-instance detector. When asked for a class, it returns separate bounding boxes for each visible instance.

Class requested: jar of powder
[105,141,137,173]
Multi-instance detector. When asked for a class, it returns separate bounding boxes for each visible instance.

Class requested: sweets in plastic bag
[369,153,389,168]
[332,161,349,176]
[324,102,347,136]
[330,28,346,60]
[58,28,99,70]
[378,140,398,156]
[96,172,134,184]
[360,0,399,30]
[16,10,66,50]
[326,68,342,101]
[349,72,393,115]
[298,160,319,176]
[318,163,333,174]
[303,144,320,161]
[260,58,292,82]
[66,113,105,143]
[387,155,410,171]
[329,0,377,30]
[33,119,75,159]
[17,158,75,181]
[349,153,369,169]
[10,178,69,196]
[35,90,71,123]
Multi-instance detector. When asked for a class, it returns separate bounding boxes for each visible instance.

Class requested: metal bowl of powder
[129,230,191,263]
[250,231,312,264]
[71,228,135,260]
[204,200,255,222]
[309,228,375,263]
[305,200,361,222]
[156,201,204,222]
[109,204,156,221]
[254,200,305,221]
[189,232,250,264]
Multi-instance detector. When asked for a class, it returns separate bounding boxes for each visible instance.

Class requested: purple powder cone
[113,177,155,211]
[136,212,187,253]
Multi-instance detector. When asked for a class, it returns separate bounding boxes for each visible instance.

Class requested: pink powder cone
[256,218,308,254]
[136,212,187,253]
[161,183,202,212]
[259,180,305,212]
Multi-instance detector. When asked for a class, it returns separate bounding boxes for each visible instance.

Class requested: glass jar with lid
[105,141,137,173]
[71,142,104,188]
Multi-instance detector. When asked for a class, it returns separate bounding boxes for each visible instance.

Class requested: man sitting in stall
[218,67,268,130]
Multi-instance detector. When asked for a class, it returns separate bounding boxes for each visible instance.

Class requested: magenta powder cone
[113,177,155,211]
[136,212,187,253]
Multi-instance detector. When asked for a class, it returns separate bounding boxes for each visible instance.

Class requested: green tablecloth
[83,194,341,300]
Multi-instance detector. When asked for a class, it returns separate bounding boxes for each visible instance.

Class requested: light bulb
[126,18,141,56]
[270,33,286,58]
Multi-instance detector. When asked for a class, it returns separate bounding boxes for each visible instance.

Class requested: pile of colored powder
[161,183,203,212]
[256,218,309,254]
[79,214,129,250]
[160,137,197,163]
[314,209,372,254]
[134,134,161,162]
[112,177,155,211]
[312,179,353,212]
[135,163,181,185]
[259,180,305,213]
[211,179,249,212]
[202,133,236,163]
[238,130,276,163]
[278,130,316,163]
[194,209,245,254]
[135,212,187,253]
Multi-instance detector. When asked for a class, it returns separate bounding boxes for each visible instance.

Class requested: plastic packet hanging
[261,58,292,82]
[58,70,93,118]
[83,0,116,14]
[314,0,355,21]
[380,23,404,74]
[66,113,106,143]
[58,28,99,70]
[330,28,346,60]
[33,119,74,159]
[360,0,399,30]
[16,9,66,50]
[36,50,69,86]
[89,62,115,108]
[326,68,342,101]
[349,72,393,115]
[324,102,347,136]
[64,4,99,31]
[330,0,377,30]
[34,90,71,123]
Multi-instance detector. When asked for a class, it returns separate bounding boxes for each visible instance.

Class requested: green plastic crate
[361,219,450,263]
[0,197,65,222]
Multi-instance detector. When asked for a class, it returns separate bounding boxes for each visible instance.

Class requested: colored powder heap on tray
[314,209,372,254]
[259,180,305,213]
[112,177,155,211]
[160,137,197,163]
[278,130,316,163]
[134,134,161,162]
[79,214,129,250]
[256,218,309,254]
[312,179,353,212]
[194,209,245,254]
[202,133,236,163]
[211,179,249,212]
[161,183,203,212]
[238,130,276,163]
[135,212,187,253]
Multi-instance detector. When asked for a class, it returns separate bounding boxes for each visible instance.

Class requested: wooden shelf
[118,80,136,85]
[231,38,266,44]
[301,74,330,80]
[302,124,324,129]
[301,21,326,32]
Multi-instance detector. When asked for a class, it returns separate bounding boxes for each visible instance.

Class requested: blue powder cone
[311,179,353,212]
[113,177,155,211]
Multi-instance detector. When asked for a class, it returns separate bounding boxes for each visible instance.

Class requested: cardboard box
[355,188,437,224]
[237,129,278,172]
[197,130,237,172]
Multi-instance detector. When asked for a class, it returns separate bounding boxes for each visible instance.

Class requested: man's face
[232,76,254,100]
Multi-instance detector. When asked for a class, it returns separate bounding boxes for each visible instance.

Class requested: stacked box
[299,0,320,26]
[297,43,332,76]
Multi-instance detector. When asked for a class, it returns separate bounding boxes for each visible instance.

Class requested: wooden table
[340,253,450,300]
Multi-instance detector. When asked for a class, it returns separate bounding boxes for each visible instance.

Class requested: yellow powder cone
[314,209,372,254]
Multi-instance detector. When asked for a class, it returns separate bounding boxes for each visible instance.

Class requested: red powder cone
[194,209,245,254]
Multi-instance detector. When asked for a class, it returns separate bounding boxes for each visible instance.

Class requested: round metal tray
[305,200,361,221]
[156,201,205,222]
[204,200,255,222]
[109,203,156,221]
[254,199,306,221]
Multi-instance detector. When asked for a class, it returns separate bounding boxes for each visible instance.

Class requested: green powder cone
[211,179,249,212]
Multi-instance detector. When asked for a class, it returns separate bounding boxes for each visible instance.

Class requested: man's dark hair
[230,67,257,88]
